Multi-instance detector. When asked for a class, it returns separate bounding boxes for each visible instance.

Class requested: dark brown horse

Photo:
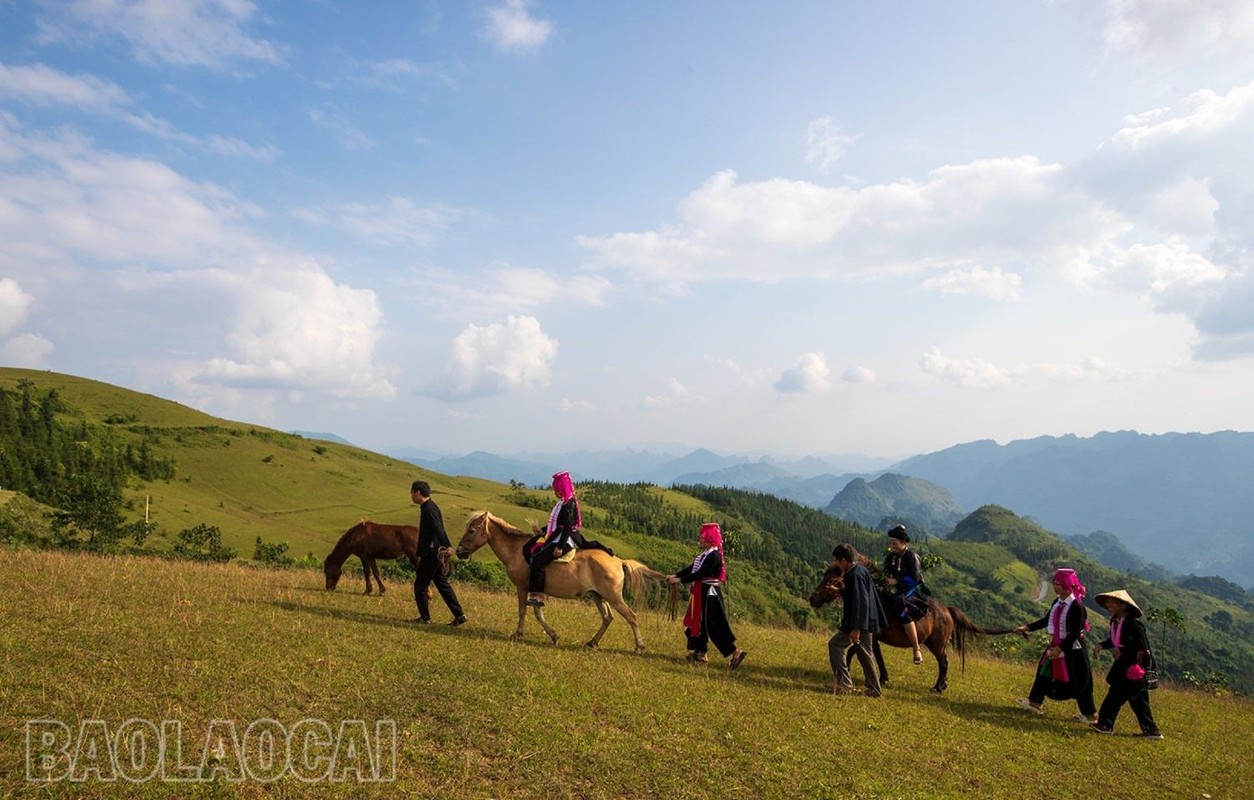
[808,557,1020,693]
[324,521,420,595]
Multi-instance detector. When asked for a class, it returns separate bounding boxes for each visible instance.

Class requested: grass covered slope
[2,549,1250,799]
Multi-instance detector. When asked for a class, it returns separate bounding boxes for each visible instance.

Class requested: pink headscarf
[1052,568,1086,600]
[546,471,582,533]
[698,522,727,582]
[552,471,575,501]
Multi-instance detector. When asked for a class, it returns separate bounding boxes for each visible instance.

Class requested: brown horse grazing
[808,558,1021,693]
[456,511,669,653]
[324,521,420,595]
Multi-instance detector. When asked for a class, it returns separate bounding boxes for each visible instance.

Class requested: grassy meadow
[2,549,1250,799]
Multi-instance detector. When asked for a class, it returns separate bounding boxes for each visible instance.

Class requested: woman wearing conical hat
[1089,589,1163,740]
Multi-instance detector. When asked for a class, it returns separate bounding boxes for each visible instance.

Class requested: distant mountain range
[387,446,891,493]
[388,430,1254,589]
[890,431,1254,588]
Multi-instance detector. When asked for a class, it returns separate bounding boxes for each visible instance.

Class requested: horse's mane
[470,510,529,537]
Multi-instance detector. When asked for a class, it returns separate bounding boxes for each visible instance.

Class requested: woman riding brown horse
[324,521,420,595]
[808,556,1020,693]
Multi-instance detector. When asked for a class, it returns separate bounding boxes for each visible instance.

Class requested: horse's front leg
[361,556,374,595]
[511,589,528,641]
[533,605,560,646]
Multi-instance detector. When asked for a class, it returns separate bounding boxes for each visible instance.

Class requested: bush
[172,523,236,562]
[253,536,294,567]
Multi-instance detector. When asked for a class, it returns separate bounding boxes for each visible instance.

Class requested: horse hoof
[585,641,598,649]
[634,646,645,655]
[509,633,522,642]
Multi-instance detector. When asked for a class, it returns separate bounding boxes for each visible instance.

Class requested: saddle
[521,535,580,566]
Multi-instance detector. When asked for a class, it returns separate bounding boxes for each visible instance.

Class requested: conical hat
[1094,589,1142,617]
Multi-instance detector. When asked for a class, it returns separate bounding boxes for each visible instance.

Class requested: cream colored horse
[455,510,669,653]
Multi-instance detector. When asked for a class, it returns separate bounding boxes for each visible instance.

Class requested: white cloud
[0,333,53,367]
[0,113,395,402]
[483,0,554,54]
[1103,240,1226,300]
[559,397,593,412]
[643,376,694,408]
[804,116,859,173]
[0,114,261,269]
[291,197,457,245]
[922,265,1023,301]
[1090,0,1254,65]
[411,264,614,318]
[36,0,284,68]
[920,347,1012,389]
[841,365,877,384]
[438,315,558,398]
[0,277,34,335]
[0,62,276,158]
[579,158,1123,287]
[774,352,831,393]
[920,347,1130,389]
[0,61,131,112]
[195,259,396,400]
[1110,83,1254,150]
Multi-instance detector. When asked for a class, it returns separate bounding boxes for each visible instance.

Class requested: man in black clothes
[828,543,885,697]
[410,480,466,626]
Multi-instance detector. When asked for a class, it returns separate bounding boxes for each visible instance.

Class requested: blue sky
[2,0,1253,461]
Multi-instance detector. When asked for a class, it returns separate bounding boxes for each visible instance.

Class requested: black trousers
[1098,680,1158,732]
[528,543,561,593]
[687,590,737,658]
[413,552,463,620]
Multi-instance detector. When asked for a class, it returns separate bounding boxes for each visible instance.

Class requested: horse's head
[325,521,367,590]
[808,561,845,609]
[324,555,341,591]
[456,512,491,560]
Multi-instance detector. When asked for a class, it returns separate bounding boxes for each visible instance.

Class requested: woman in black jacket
[667,523,746,669]
[1014,568,1097,722]
[1090,589,1163,739]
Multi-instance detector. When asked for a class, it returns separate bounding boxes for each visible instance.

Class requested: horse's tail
[621,559,677,619]
[947,605,1024,672]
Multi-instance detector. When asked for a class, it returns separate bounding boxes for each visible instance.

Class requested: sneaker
[1074,713,1098,724]
[449,615,467,627]
[412,617,431,625]
[1016,698,1044,715]
[1134,730,1164,740]
[1089,723,1114,734]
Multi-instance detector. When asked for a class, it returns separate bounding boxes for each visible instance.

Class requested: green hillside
[2,549,1251,799]
[3,367,1252,692]
[824,472,966,534]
